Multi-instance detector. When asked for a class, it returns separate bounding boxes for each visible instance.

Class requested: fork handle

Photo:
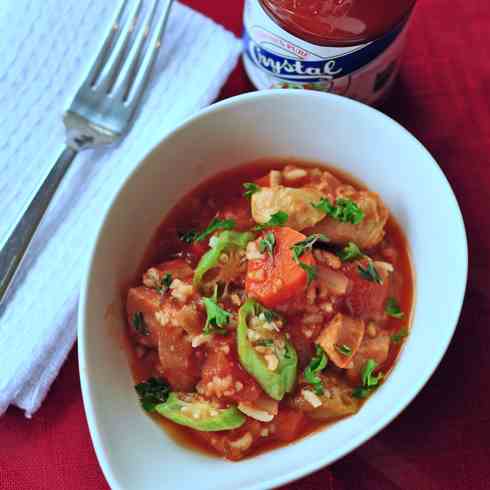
[0,146,78,306]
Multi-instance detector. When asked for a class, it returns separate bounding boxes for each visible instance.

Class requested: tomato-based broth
[125,160,414,461]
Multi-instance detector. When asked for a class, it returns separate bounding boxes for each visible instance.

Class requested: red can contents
[260,0,416,46]
[243,0,417,104]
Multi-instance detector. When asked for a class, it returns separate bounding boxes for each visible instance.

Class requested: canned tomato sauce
[243,0,417,105]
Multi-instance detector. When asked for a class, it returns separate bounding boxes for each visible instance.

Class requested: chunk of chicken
[316,313,365,369]
[291,374,360,420]
[307,168,342,198]
[308,185,389,249]
[251,185,325,231]
[346,334,390,385]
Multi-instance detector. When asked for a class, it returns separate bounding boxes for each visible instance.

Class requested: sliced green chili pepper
[193,231,255,288]
[154,392,245,431]
[237,299,298,401]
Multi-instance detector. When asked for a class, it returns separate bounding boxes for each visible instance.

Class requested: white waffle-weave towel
[0,0,241,416]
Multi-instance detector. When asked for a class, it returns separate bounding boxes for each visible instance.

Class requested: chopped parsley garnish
[243,182,260,199]
[358,261,383,284]
[385,297,404,319]
[299,262,317,286]
[338,242,363,262]
[290,234,327,286]
[352,359,383,399]
[352,387,370,399]
[179,217,235,244]
[135,377,170,412]
[132,312,149,336]
[254,211,288,231]
[304,345,328,395]
[258,231,276,256]
[261,306,282,324]
[202,286,231,335]
[391,328,409,344]
[312,197,364,224]
[157,272,173,293]
[178,230,198,244]
[335,344,352,356]
[291,233,329,260]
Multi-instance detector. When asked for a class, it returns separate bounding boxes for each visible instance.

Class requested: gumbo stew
[125,161,413,461]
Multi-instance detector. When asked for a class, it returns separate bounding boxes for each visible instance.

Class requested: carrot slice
[245,227,315,308]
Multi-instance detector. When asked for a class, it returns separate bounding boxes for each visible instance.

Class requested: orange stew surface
[125,160,414,461]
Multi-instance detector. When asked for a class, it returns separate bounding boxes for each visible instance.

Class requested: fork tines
[85,0,172,107]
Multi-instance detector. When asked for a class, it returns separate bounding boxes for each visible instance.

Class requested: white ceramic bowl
[79,90,467,490]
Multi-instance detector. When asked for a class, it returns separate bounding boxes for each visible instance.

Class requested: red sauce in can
[259,0,416,46]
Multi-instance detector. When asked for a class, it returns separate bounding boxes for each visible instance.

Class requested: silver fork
[0,0,174,309]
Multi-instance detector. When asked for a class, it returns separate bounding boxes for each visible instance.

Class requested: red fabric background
[2,1,490,489]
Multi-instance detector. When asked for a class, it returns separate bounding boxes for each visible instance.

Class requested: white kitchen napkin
[0,0,242,416]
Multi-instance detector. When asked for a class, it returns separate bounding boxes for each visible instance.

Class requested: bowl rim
[78,89,468,490]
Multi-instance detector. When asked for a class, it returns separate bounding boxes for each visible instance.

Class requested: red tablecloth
[2,1,489,489]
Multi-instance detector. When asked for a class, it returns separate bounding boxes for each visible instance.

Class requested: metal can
[243,0,416,105]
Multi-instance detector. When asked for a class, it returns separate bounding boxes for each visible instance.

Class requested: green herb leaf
[361,359,383,388]
[352,387,370,399]
[157,272,173,294]
[290,234,326,286]
[243,182,260,199]
[358,261,383,284]
[261,307,282,324]
[312,197,365,224]
[132,312,149,336]
[258,231,276,256]
[338,242,363,262]
[202,286,231,335]
[291,234,329,262]
[391,328,409,344]
[254,211,288,231]
[135,377,170,412]
[304,345,328,395]
[299,262,317,286]
[195,217,236,242]
[335,344,352,356]
[179,218,236,244]
[351,359,383,399]
[385,297,404,319]
[178,229,198,244]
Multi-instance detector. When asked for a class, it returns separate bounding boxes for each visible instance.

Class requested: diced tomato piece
[218,199,255,231]
[343,259,390,319]
[142,259,193,289]
[285,319,323,368]
[274,408,306,442]
[199,337,262,403]
[194,418,263,461]
[189,241,209,260]
[316,313,365,369]
[254,174,270,187]
[157,325,202,392]
[245,227,315,308]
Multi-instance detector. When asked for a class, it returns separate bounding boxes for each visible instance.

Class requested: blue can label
[242,0,412,105]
